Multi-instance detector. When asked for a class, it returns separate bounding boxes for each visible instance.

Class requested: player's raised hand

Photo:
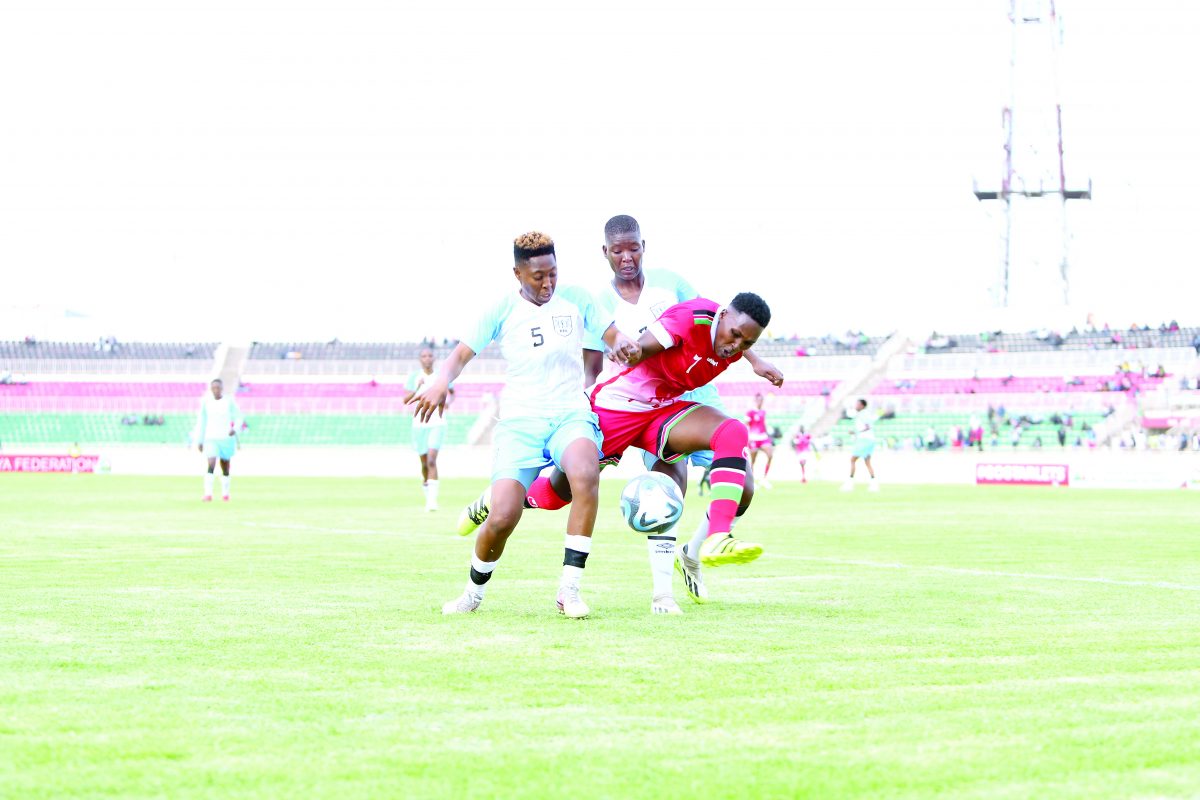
[752,358,785,387]
[405,379,448,424]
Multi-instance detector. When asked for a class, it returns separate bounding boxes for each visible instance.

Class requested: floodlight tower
[974,0,1091,307]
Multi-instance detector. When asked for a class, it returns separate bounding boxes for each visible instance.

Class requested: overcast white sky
[1,0,1198,343]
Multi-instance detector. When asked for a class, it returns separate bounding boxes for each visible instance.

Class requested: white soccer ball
[620,472,684,535]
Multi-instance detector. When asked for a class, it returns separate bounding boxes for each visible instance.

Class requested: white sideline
[765,554,1200,592]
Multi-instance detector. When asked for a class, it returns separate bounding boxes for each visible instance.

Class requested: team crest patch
[552,316,574,337]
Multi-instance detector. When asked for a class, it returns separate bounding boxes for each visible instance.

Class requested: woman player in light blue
[406,231,610,619]
[404,347,454,511]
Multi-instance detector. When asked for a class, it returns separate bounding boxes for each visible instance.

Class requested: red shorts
[594,402,703,465]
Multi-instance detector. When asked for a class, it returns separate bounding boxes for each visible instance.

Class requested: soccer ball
[620,472,684,535]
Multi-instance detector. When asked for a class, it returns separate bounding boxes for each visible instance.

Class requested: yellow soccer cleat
[698,533,763,567]
[455,486,491,537]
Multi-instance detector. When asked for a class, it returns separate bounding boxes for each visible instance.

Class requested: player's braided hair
[604,214,640,240]
[514,231,555,263]
[730,292,771,329]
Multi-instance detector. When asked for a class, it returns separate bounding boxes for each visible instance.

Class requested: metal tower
[974,0,1091,307]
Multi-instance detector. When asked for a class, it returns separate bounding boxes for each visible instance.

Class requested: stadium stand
[3,327,1196,452]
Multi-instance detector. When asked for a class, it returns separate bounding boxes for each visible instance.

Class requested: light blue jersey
[585,268,698,352]
[461,286,609,420]
[461,286,609,487]
[405,368,454,429]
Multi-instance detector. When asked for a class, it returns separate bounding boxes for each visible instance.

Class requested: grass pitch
[2,475,1199,799]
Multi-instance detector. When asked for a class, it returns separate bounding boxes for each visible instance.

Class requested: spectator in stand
[1057,425,1067,447]
[1192,332,1200,355]
[968,416,984,451]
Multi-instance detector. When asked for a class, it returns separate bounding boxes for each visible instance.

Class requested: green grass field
[2,476,1199,799]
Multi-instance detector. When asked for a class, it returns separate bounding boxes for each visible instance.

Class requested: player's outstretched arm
[744,349,785,388]
[406,343,474,424]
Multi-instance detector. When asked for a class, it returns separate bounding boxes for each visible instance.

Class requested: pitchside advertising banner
[976,463,1069,486]
[0,454,100,473]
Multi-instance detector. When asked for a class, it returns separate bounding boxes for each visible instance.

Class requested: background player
[746,392,775,489]
[405,347,455,511]
[408,232,608,618]
[842,398,879,492]
[791,424,815,483]
[192,378,243,502]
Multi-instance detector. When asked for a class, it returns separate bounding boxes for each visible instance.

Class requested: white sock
[204,472,214,496]
[468,554,496,598]
[647,535,676,597]
[426,479,439,508]
[689,514,739,554]
[221,475,231,497]
[562,534,591,586]
[688,515,710,556]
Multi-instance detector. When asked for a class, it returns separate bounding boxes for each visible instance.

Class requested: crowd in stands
[924,321,1200,355]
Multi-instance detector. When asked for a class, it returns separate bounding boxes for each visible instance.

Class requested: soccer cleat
[426,503,438,513]
[202,495,213,502]
[456,487,492,536]
[674,544,710,604]
[222,495,230,502]
[699,534,763,567]
[442,590,483,615]
[651,594,683,615]
[760,477,773,490]
[840,479,854,492]
[556,584,590,619]
[868,480,880,493]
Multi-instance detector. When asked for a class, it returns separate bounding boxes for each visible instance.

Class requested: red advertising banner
[0,454,100,473]
[976,463,1069,486]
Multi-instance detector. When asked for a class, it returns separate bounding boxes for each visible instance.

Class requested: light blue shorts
[638,383,727,470]
[852,439,876,458]
[203,437,237,461]
[492,409,603,490]
[411,424,446,456]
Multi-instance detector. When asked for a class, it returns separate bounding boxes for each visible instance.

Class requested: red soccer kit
[746,408,770,448]
[589,298,741,463]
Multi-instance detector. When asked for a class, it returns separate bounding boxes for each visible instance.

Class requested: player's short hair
[210,378,223,385]
[604,215,641,240]
[514,231,555,263]
[857,398,868,408]
[730,292,771,329]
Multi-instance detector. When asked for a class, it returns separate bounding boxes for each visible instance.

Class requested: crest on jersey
[552,316,573,337]
[651,302,669,318]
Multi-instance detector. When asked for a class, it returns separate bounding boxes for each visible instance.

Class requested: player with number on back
[406,232,610,619]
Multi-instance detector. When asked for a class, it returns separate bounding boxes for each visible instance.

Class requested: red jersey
[590,298,741,412]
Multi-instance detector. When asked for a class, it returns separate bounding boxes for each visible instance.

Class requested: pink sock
[763,460,772,477]
[706,419,749,536]
[525,475,570,510]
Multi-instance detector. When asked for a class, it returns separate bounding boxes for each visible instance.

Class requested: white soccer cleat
[556,583,590,619]
[442,590,483,615]
[456,487,491,536]
[651,594,683,615]
[868,480,880,493]
[760,477,773,490]
[675,544,709,604]
[840,479,855,492]
[425,502,438,512]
